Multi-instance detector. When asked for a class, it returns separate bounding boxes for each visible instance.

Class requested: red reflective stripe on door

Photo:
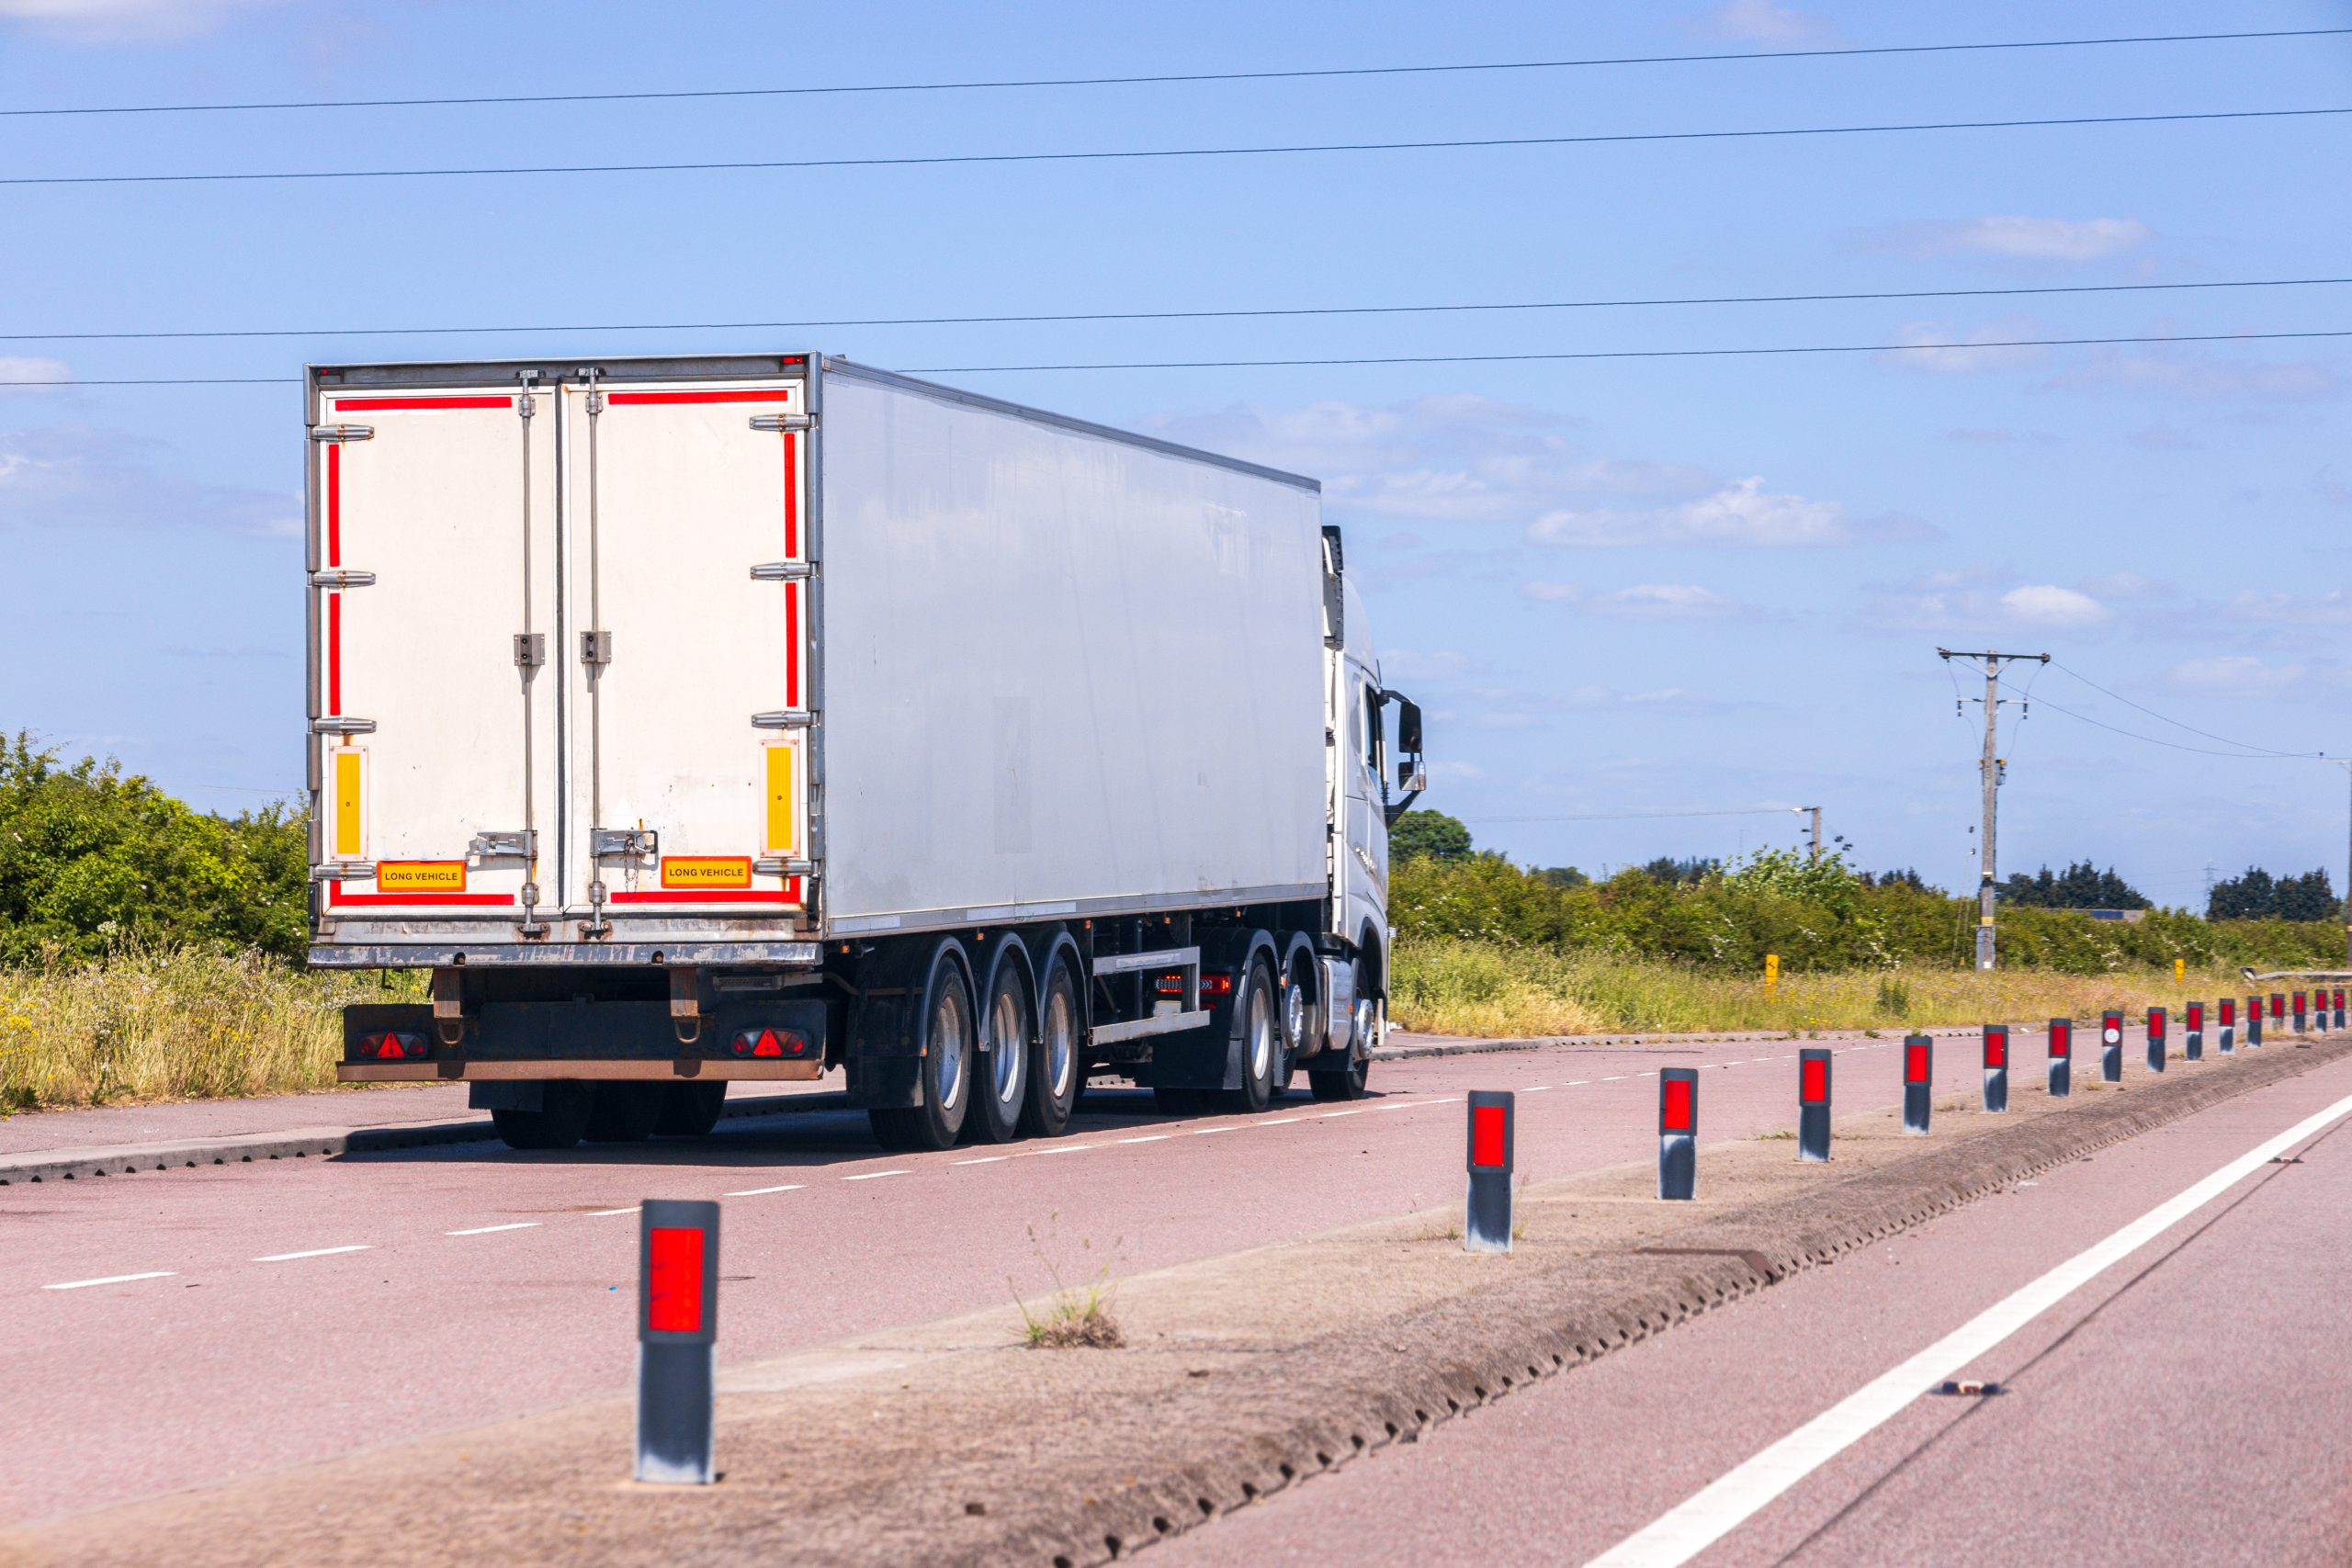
[327,885,514,908]
[607,389,788,406]
[331,396,513,412]
[784,430,799,558]
[327,592,343,714]
[1470,1104,1506,1168]
[647,1227,705,1333]
[611,886,798,905]
[786,581,800,707]
[325,441,342,566]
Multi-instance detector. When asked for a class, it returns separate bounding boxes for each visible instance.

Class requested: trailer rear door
[560,378,810,922]
[313,388,559,926]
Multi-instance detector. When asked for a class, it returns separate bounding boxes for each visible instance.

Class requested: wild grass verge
[1390,936,2262,1039]
[0,945,422,1113]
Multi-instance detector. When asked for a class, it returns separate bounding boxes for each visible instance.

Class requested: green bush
[1390,847,2336,976]
[0,735,308,964]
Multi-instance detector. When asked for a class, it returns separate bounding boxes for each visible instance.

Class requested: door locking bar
[592,828,659,859]
[580,630,613,666]
[514,632,547,668]
[469,829,537,862]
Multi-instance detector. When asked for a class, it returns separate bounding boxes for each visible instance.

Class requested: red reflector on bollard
[648,1228,706,1334]
[1470,1104,1507,1168]
[1801,1058,1827,1103]
[1662,1077,1693,1133]
[1905,1043,1928,1083]
[1986,1034,2007,1068]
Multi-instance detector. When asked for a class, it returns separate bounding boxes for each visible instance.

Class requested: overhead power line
[6,105,2345,189]
[2048,659,2313,758]
[1466,807,1802,824]
[2028,692,2325,759]
[5,274,2346,346]
[5,28,2340,118]
[6,327,2346,389]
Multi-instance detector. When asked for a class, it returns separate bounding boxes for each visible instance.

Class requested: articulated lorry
[311,355,1424,1151]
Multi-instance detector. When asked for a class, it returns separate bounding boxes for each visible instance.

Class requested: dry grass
[0,945,422,1113]
[1012,1218,1124,1349]
[1391,937,2256,1040]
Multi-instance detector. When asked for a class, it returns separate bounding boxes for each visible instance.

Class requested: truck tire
[653,1081,727,1137]
[969,955,1032,1144]
[868,948,976,1152]
[1020,955,1084,1138]
[490,1083,594,1150]
[1216,959,1281,1114]
[584,1083,663,1143]
[1308,1057,1370,1101]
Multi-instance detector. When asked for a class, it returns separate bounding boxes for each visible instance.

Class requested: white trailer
[311,355,1424,1150]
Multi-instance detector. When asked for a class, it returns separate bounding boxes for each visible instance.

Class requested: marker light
[729,1026,810,1058]
[358,1030,425,1060]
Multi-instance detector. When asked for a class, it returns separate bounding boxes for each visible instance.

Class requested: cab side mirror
[1396,698,1422,756]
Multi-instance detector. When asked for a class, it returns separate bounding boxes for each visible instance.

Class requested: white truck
[311,355,1424,1151]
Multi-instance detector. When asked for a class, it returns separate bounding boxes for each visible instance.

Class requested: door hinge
[308,424,374,444]
[753,857,815,877]
[309,570,377,589]
[749,413,815,433]
[310,716,377,736]
[592,827,659,859]
[749,561,816,581]
[580,629,613,667]
[468,829,536,861]
[311,862,377,882]
[752,709,816,730]
[514,632,547,668]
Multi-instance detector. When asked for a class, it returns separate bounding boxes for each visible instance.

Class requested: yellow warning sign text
[377,861,467,893]
[662,856,753,889]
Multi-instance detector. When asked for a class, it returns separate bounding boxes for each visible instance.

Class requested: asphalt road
[1158,1043,2352,1568]
[3,1026,2000,1524]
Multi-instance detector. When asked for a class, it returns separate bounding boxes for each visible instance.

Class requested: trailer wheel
[1216,959,1281,1113]
[584,1083,664,1143]
[1308,1057,1371,1101]
[970,958,1032,1144]
[490,1083,594,1150]
[653,1081,727,1137]
[1020,956,1083,1138]
[867,948,976,1152]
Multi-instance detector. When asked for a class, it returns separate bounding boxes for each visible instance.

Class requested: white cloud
[1696,0,1836,44]
[2167,655,2308,698]
[1903,216,2150,262]
[2081,571,2162,600]
[0,357,70,394]
[1999,584,2110,627]
[1530,477,1849,547]
[2226,589,2352,626]
[1883,319,2048,375]
[0,425,298,534]
[1535,583,1744,619]
[0,0,289,42]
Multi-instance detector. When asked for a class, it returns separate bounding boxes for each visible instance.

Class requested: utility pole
[1801,806,1823,863]
[1938,648,2050,971]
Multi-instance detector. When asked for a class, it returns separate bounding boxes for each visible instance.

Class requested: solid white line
[446,1222,539,1236]
[843,1168,910,1181]
[953,1156,1009,1166]
[723,1183,807,1197]
[1585,1086,2352,1567]
[590,1207,640,1217]
[43,1271,175,1291]
[254,1245,370,1262]
[1116,1134,1171,1144]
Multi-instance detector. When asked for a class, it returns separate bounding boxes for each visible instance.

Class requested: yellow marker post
[1764,953,1780,995]
[2173,957,2186,984]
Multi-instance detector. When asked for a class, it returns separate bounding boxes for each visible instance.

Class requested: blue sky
[1,0,2347,910]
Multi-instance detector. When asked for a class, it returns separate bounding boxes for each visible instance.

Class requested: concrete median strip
[14,1031,2345,1568]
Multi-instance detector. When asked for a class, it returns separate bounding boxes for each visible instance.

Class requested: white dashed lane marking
[447,1223,538,1236]
[254,1245,369,1263]
[723,1184,807,1197]
[1115,1134,1170,1145]
[43,1271,175,1292]
[590,1207,639,1217]
[953,1156,1008,1167]
[843,1169,910,1181]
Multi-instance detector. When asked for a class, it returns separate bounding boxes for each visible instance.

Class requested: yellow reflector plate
[662,856,753,889]
[378,861,467,894]
[332,750,363,857]
[764,743,797,856]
